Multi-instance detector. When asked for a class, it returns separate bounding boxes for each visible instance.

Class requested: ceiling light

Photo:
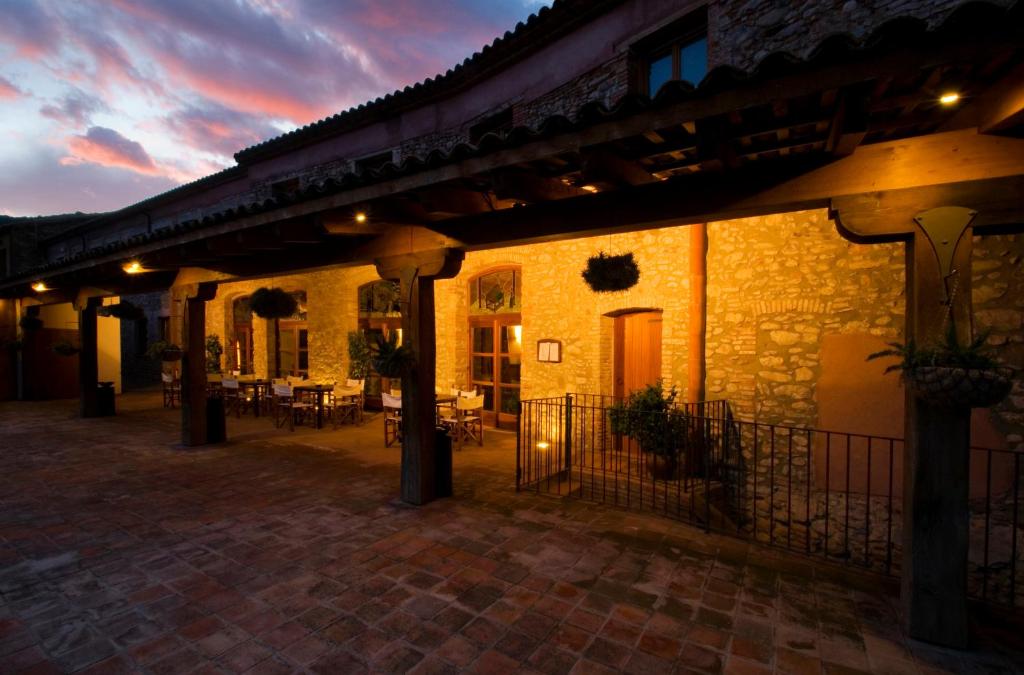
[581,184,599,193]
[355,212,368,224]
[123,261,143,274]
[939,92,960,106]
[31,281,48,292]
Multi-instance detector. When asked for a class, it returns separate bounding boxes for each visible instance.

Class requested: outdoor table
[294,383,332,429]
[238,380,271,417]
[435,394,457,425]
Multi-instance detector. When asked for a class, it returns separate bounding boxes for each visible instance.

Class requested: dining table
[294,383,333,429]
[238,379,271,417]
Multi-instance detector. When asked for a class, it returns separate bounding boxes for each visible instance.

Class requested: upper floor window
[469,267,521,315]
[358,281,401,318]
[636,8,708,96]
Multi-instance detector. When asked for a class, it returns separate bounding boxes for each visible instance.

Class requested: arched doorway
[468,267,522,428]
[609,308,663,398]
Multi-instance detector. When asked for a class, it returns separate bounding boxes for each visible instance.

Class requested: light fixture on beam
[31,281,49,293]
[122,260,144,275]
[939,91,960,106]
[354,211,368,224]
[581,184,599,193]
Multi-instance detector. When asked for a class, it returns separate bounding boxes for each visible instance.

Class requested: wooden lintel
[582,149,658,186]
[413,184,493,217]
[355,225,463,263]
[825,91,869,157]
[374,247,465,281]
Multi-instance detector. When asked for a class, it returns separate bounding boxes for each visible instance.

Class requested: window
[468,268,522,429]
[358,281,401,318]
[354,151,394,174]
[469,268,520,315]
[469,108,513,144]
[635,9,708,96]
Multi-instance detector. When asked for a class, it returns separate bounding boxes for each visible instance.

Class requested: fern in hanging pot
[372,331,414,378]
[582,251,640,292]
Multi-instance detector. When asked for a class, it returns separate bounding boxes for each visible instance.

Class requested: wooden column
[181,283,217,447]
[376,249,464,505]
[833,197,984,648]
[901,209,976,648]
[77,297,101,418]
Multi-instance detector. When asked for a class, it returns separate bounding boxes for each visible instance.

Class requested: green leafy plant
[867,325,997,373]
[52,340,80,357]
[371,331,414,379]
[582,252,641,292]
[347,331,372,379]
[249,287,298,378]
[145,340,183,362]
[609,383,690,459]
[205,334,223,373]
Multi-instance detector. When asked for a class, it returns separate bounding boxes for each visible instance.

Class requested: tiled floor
[0,392,1021,674]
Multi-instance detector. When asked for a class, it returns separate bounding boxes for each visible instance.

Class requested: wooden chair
[206,373,223,396]
[221,378,252,418]
[161,373,180,408]
[441,394,485,450]
[273,383,313,431]
[331,379,364,427]
[382,392,402,447]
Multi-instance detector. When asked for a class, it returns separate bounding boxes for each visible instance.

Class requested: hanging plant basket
[146,340,183,362]
[53,341,80,357]
[19,315,42,331]
[98,301,145,321]
[582,252,640,292]
[908,366,1013,408]
[249,287,298,319]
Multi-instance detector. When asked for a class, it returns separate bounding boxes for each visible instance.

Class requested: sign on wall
[537,339,561,363]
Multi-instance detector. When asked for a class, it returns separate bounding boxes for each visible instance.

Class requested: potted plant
[347,331,372,380]
[868,325,1013,408]
[98,301,145,321]
[205,334,223,374]
[146,340,183,362]
[53,340,80,357]
[609,383,691,479]
[372,331,414,379]
[249,287,298,378]
[582,252,641,292]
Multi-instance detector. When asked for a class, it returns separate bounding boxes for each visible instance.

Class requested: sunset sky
[0,0,550,217]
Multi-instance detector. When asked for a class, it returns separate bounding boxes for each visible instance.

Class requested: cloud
[0,76,22,99]
[163,102,280,159]
[62,126,160,176]
[40,88,107,127]
[0,0,61,59]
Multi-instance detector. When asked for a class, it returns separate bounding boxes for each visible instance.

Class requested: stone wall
[708,0,1016,72]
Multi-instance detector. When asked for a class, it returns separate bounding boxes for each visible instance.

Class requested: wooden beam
[825,91,869,157]
[491,170,586,202]
[942,62,1024,134]
[582,149,658,186]
[414,184,494,217]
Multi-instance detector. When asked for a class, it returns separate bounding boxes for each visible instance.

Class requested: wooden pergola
[4,2,1024,647]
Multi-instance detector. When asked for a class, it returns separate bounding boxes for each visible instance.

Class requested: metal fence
[516,393,1022,607]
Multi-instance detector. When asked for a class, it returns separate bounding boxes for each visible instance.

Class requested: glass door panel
[469,318,521,428]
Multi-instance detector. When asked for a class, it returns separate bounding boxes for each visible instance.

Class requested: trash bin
[96,381,115,417]
[435,427,453,498]
[206,396,226,444]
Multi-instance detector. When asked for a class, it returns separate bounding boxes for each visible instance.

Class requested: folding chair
[272,384,313,431]
[221,378,251,418]
[382,392,403,447]
[331,379,364,427]
[441,394,485,450]
[161,372,180,408]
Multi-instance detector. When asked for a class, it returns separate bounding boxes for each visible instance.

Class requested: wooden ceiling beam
[491,170,586,203]
[582,148,658,187]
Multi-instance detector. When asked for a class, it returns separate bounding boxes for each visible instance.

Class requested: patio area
[0,392,1021,674]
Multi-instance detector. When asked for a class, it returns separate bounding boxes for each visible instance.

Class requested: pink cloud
[62,126,161,176]
[163,103,279,159]
[0,76,21,99]
[40,89,106,127]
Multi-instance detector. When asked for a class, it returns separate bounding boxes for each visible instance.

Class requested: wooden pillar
[78,297,101,418]
[181,283,217,447]
[376,249,464,506]
[901,209,975,648]
[688,223,708,403]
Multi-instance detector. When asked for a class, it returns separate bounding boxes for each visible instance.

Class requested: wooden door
[613,311,663,398]
[469,316,522,428]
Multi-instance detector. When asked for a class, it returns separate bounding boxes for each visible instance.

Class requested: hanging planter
[146,340,183,362]
[868,326,1015,409]
[53,340,80,357]
[372,331,414,378]
[582,252,640,292]
[908,366,1013,408]
[98,301,145,321]
[249,287,298,319]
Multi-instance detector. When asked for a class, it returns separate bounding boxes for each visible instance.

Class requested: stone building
[2,0,1023,648]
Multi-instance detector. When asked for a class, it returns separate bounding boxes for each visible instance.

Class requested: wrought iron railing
[517,394,1022,607]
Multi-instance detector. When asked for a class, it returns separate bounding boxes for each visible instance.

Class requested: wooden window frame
[632,8,708,96]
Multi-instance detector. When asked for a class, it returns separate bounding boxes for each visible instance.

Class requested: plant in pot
[582,251,640,293]
[609,383,691,480]
[205,334,223,374]
[249,287,298,378]
[347,331,372,380]
[52,340,80,357]
[371,331,414,379]
[867,324,1014,408]
[146,340,183,362]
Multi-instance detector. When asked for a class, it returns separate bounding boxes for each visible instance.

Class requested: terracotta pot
[908,366,1013,408]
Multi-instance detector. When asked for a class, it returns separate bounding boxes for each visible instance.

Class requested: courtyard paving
[0,392,1021,674]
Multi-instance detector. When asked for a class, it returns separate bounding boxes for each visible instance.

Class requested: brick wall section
[708,0,1016,72]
